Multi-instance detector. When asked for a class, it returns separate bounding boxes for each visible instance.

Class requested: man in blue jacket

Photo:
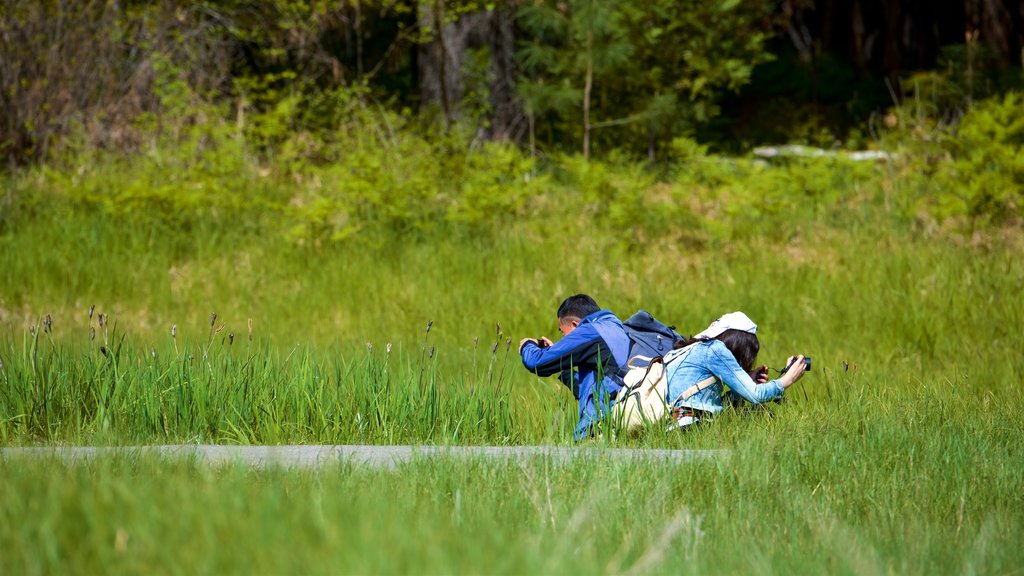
[519,294,630,439]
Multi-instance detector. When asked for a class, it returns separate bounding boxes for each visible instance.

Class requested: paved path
[2,445,727,469]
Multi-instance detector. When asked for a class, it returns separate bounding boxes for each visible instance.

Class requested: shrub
[883,86,1024,229]
[931,93,1024,225]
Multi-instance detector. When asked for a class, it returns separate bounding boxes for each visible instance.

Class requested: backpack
[611,343,718,434]
[622,310,685,365]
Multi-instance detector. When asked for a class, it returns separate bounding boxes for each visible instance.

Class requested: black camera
[780,356,811,374]
[535,338,549,348]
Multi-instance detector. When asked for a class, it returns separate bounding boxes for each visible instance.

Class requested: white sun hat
[694,311,757,339]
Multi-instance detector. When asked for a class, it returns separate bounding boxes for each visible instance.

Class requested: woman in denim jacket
[663,312,807,429]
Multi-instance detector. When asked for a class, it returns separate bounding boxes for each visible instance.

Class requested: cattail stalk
[171,324,179,358]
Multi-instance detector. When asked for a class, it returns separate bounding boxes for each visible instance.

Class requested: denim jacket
[663,340,784,413]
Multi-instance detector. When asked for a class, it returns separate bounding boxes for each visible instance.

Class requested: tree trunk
[417,1,456,127]
[528,111,535,158]
[583,18,593,160]
[355,0,363,80]
[850,0,867,71]
[485,8,520,142]
[417,3,522,140]
[881,1,903,81]
[647,124,655,163]
[434,1,454,129]
[979,0,1012,66]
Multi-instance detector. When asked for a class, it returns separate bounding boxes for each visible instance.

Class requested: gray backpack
[621,310,685,365]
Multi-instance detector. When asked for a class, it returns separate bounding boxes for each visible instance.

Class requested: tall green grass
[0,202,1021,445]
[0,326,538,445]
[2,418,1021,575]
[2,149,1023,572]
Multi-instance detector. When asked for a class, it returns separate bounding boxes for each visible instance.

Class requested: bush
[10,89,1022,249]
[884,88,1024,229]
[932,93,1024,225]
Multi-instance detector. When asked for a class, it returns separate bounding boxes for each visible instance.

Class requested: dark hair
[556,294,600,320]
[674,328,760,372]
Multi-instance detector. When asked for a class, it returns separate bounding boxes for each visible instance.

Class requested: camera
[781,356,811,374]
[535,338,549,348]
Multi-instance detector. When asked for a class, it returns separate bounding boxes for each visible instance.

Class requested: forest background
[2,0,1022,236]
[3,0,1024,162]
[2,2,1024,573]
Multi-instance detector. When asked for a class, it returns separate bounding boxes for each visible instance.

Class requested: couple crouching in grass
[518,294,808,440]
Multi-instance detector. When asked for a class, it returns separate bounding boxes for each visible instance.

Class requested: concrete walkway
[2,445,727,469]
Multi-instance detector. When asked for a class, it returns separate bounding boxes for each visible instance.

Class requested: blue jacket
[520,310,630,439]
[664,340,785,413]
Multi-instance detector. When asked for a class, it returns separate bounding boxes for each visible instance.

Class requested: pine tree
[517,0,632,158]
[516,0,772,158]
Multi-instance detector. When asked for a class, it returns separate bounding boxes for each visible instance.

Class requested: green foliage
[516,0,773,156]
[932,93,1024,224]
[516,0,633,155]
[20,85,1024,252]
[446,142,545,224]
[884,89,1024,227]
[459,46,497,131]
[25,89,550,245]
[554,153,691,251]
[283,125,546,245]
[546,139,885,250]
[5,0,1024,167]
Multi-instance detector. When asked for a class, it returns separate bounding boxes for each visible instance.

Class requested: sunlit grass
[2,412,1021,575]
[1,204,1021,445]
[1,158,1022,573]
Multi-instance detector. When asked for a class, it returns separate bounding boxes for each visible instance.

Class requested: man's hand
[750,364,769,384]
[519,336,554,354]
[518,338,538,353]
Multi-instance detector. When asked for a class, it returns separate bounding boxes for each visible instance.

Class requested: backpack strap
[617,354,656,378]
[621,356,664,392]
[670,375,719,405]
[627,355,654,369]
[659,340,721,405]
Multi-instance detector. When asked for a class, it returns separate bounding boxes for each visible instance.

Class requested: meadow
[1,130,1023,572]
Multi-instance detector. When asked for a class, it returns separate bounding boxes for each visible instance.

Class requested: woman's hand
[779,355,807,388]
[750,364,769,384]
